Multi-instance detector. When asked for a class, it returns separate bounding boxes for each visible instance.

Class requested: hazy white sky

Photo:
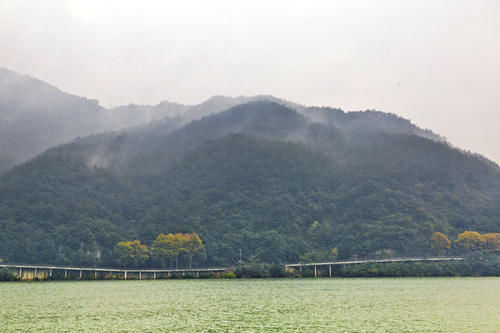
[1,0,499,162]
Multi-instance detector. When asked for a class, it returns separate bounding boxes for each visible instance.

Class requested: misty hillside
[0,68,304,173]
[0,67,102,172]
[0,100,499,266]
[70,101,444,176]
[0,67,443,174]
[0,68,195,172]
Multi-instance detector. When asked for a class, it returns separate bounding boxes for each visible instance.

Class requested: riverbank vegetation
[105,230,498,271]
[233,252,499,278]
[0,268,17,281]
[2,252,498,281]
[113,233,204,268]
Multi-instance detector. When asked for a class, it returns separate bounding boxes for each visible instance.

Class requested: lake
[0,278,498,332]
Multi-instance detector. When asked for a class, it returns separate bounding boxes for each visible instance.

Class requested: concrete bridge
[285,257,464,277]
[0,264,227,280]
[1,257,464,280]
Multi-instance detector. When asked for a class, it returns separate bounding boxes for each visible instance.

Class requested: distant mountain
[0,100,498,266]
[0,67,102,172]
[178,95,305,125]
[0,68,305,173]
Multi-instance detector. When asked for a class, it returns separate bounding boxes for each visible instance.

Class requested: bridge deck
[0,264,227,280]
[285,257,464,277]
[0,264,226,273]
[285,257,463,268]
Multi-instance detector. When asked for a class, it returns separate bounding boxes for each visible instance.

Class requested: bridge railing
[0,262,227,272]
[285,257,464,268]
[0,263,228,280]
[284,257,464,277]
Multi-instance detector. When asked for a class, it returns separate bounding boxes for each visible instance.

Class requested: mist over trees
[0,68,303,173]
[0,71,498,267]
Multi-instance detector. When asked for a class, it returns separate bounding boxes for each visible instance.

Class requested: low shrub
[223,271,236,279]
[0,268,18,281]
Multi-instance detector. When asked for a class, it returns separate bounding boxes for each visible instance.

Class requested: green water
[0,278,499,332]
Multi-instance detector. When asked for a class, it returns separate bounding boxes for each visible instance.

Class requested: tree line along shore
[1,231,498,281]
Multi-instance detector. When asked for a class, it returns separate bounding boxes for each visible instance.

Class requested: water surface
[1,278,499,332]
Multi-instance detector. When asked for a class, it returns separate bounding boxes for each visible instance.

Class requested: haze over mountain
[0,67,186,172]
[0,68,300,173]
[0,97,498,266]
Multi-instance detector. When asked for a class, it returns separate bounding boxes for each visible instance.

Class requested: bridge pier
[64,270,67,278]
[124,271,127,280]
[139,272,142,280]
[79,270,82,279]
[329,265,332,278]
[153,271,156,279]
[18,267,22,278]
[314,265,317,278]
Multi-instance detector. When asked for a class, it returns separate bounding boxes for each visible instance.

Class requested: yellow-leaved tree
[454,231,485,252]
[152,233,185,268]
[114,240,149,268]
[430,232,451,256]
[152,233,176,268]
[483,233,500,251]
[183,233,204,268]
[328,247,339,261]
[173,233,187,269]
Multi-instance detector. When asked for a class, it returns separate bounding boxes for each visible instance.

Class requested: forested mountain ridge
[0,67,102,172]
[0,98,499,267]
[0,67,188,173]
[0,67,305,173]
[67,101,445,176]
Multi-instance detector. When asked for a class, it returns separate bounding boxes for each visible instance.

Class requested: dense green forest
[0,101,499,267]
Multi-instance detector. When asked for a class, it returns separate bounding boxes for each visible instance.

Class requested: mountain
[0,67,103,172]
[0,68,304,173]
[0,100,498,267]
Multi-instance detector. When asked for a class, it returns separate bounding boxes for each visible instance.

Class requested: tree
[152,233,177,268]
[113,240,149,268]
[328,247,339,261]
[183,233,204,268]
[483,233,500,251]
[454,231,485,252]
[430,232,451,256]
[129,240,149,267]
[173,233,187,268]
[114,241,133,268]
[151,232,204,268]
